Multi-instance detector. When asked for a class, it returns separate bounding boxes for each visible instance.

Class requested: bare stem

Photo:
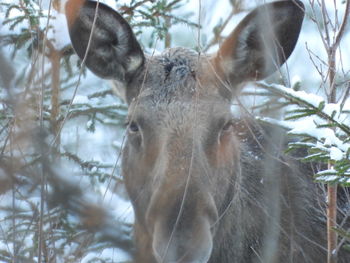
[49,47,62,146]
[165,16,171,49]
[327,184,338,263]
[328,0,350,102]
[324,1,350,263]
[38,0,54,260]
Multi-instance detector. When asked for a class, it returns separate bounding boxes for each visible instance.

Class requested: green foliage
[0,1,45,58]
[258,81,350,186]
[117,0,198,48]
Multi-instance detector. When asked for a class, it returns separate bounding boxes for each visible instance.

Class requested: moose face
[66,1,304,262]
[121,49,240,262]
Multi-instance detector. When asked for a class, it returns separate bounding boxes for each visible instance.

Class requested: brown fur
[122,50,335,262]
[65,0,86,27]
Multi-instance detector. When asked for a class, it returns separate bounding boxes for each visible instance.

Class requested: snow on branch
[257,81,350,185]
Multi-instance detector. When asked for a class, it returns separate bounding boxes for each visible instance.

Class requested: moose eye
[127,121,139,133]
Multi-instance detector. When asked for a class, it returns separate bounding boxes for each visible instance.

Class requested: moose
[66,0,350,262]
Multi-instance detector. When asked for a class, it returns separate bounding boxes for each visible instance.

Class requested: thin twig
[38,0,53,261]
[203,10,235,52]
[333,0,350,50]
[340,82,350,111]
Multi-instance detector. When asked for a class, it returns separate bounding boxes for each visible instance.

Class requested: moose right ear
[213,0,304,93]
[65,0,144,83]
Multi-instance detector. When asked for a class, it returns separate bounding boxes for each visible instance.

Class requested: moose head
[64,1,331,263]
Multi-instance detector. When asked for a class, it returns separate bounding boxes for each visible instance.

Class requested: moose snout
[147,186,218,263]
[152,215,214,263]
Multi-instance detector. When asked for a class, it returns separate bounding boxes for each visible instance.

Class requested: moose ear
[65,0,144,83]
[213,0,304,88]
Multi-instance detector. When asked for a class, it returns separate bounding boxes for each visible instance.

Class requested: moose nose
[149,191,218,263]
[153,216,214,263]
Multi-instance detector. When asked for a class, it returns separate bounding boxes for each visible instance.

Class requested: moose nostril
[152,216,214,263]
[149,192,218,263]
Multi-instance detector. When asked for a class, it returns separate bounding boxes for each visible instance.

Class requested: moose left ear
[213,0,304,88]
[65,0,145,82]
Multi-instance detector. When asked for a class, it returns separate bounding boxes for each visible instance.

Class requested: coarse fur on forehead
[127,47,229,105]
[127,48,233,131]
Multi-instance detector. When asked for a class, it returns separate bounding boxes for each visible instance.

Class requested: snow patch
[273,83,325,107]
[72,95,89,104]
[329,147,343,161]
[47,11,71,50]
